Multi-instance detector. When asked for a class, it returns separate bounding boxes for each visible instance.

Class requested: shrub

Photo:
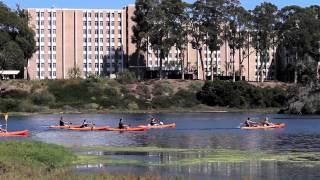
[151,96,173,108]
[153,82,174,96]
[171,89,200,107]
[117,69,136,84]
[31,90,55,105]
[197,81,288,108]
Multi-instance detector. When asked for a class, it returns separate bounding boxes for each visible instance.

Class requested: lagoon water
[2,112,320,179]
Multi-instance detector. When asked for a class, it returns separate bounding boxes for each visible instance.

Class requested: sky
[1,0,319,10]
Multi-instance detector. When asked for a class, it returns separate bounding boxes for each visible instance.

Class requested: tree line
[132,0,320,83]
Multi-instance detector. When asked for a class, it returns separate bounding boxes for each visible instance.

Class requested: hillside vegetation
[0,76,288,113]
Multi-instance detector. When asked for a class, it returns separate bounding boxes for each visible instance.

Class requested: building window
[118,38,121,42]
[41,29,44,33]
[100,38,103,42]
[100,21,103,26]
[111,21,114,26]
[88,46,91,51]
[95,55,98,59]
[100,13,103,17]
[53,46,56,51]
[95,38,98,42]
[95,13,98,17]
[88,54,91,59]
[95,21,98,26]
[88,21,91,26]
[118,29,121,34]
[100,46,103,51]
[111,30,114,34]
[84,46,87,51]
[37,12,40,17]
[53,29,56,34]
[83,38,87,42]
[118,13,121,18]
[95,63,98,68]
[88,38,91,42]
[37,63,40,68]
[52,21,56,25]
[40,37,44,42]
[88,13,91,17]
[95,46,98,51]
[41,21,44,25]
[83,21,87,26]
[83,63,87,68]
[111,13,114,18]
[41,12,44,17]
[119,21,122,26]
[88,29,91,34]
[95,30,98,34]
[100,29,103,34]
[111,38,114,43]
[83,13,87,17]
[53,71,56,76]
[83,29,87,34]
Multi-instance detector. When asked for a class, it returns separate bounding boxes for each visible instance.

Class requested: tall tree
[278,5,320,83]
[187,0,207,80]
[148,0,176,80]
[251,2,278,82]
[132,0,154,80]
[0,2,36,76]
[168,0,189,80]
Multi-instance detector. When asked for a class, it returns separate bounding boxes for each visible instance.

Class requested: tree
[187,0,207,80]
[251,2,278,82]
[204,0,236,81]
[148,0,176,80]
[132,0,154,80]
[168,0,189,80]
[68,66,81,79]
[278,5,320,83]
[0,2,36,76]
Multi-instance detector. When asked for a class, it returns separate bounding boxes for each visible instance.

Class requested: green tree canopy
[0,2,36,71]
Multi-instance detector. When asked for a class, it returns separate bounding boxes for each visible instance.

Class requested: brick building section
[27,6,275,81]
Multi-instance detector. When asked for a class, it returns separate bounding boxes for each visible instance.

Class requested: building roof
[0,70,20,75]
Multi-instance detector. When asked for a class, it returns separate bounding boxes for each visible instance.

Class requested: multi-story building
[26,5,276,81]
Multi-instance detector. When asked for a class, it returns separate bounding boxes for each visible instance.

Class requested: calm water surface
[2,112,320,179]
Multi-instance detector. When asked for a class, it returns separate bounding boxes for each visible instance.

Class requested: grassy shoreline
[2,141,320,179]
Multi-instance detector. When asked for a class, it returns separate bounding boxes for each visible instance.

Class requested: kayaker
[80,119,89,128]
[118,118,126,129]
[244,118,255,127]
[59,116,67,126]
[263,117,273,126]
[149,117,164,126]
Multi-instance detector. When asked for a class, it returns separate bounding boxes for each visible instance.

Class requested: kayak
[68,126,110,131]
[0,130,29,137]
[49,125,81,129]
[241,123,285,130]
[138,123,176,129]
[106,127,147,132]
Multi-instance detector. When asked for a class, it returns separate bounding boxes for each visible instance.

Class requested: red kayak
[49,125,81,129]
[68,126,109,131]
[106,127,147,132]
[138,123,176,129]
[0,130,29,137]
[241,123,285,130]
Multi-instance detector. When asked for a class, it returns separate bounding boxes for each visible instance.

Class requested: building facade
[27,5,276,81]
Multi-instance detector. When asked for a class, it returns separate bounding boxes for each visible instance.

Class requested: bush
[31,90,55,105]
[197,81,288,108]
[171,89,200,107]
[153,81,174,96]
[151,96,173,108]
[117,69,136,84]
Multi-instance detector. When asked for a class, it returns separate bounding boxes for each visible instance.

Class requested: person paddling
[80,119,91,128]
[149,117,164,126]
[262,117,273,126]
[244,118,256,127]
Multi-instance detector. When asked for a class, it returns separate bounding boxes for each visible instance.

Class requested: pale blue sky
[2,0,319,10]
